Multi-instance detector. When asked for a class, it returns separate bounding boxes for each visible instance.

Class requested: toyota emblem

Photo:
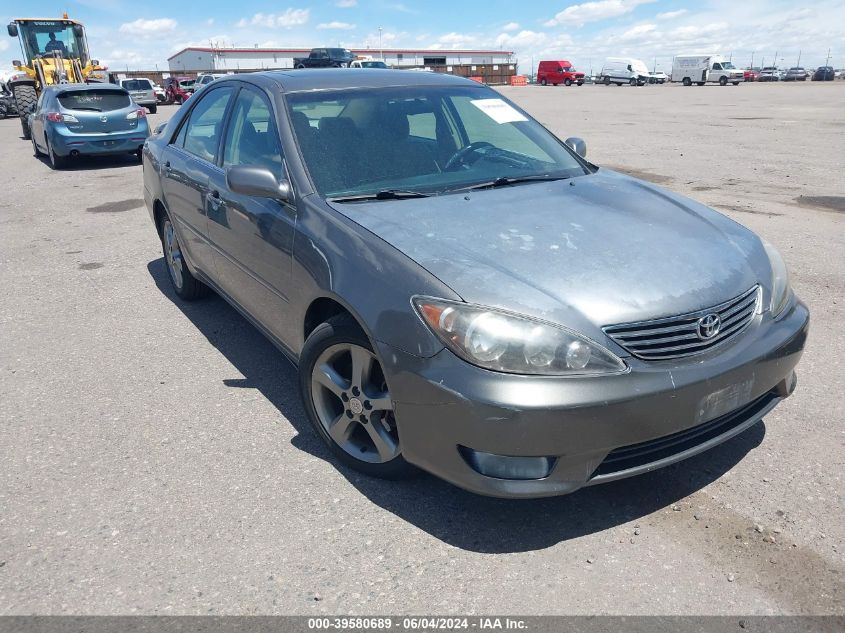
[697,313,721,340]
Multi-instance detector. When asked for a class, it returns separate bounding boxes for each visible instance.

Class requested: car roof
[44,83,127,93]
[213,68,480,93]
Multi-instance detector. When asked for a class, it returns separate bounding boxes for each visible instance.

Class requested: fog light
[460,446,554,480]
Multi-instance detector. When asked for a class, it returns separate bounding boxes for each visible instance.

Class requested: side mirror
[564,137,587,158]
[7,23,18,38]
[154,122,167,135]
[226,165,291,202]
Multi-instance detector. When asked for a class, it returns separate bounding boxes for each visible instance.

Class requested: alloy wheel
[310,342,399,464]
[163,219,184,290]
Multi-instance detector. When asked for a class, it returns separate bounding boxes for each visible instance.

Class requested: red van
[537,60,585,86]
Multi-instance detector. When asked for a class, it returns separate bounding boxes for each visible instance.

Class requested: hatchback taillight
[126,109,146,120]
[47,112,79,123]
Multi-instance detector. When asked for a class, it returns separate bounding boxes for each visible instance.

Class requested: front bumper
[49,126,150,157]
[379,299,809,498]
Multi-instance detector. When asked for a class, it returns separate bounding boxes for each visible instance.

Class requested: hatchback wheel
[32,134,43,157]
[300,315,415,479]
[160,214,208,300]
[47,139,67,169]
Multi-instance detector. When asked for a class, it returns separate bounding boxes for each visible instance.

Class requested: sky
[2,0,844,76]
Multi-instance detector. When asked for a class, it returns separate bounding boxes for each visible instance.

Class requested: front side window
[178,87,233,163]
[712,63,723,70]
[286,85,587,198]
[222,88,284,175]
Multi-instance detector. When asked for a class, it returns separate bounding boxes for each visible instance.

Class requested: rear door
[160,85,235,278]
[207,85,297,346]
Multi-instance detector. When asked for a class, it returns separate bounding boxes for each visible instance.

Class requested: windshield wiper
[452,174,572,192]
[328,189,432,203]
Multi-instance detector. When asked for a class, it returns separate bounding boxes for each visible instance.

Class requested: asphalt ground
[0,80,843,615]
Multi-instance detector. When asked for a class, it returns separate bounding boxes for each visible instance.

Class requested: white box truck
[598,58,650,86]
[672,55,744,86]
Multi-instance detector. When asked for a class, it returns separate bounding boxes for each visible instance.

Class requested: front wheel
[719,76,728,86]
[732,81,740,86]
[603,76,610,85]
[564,78,572,86]
[630,78,637,86]
[300,315,415,479]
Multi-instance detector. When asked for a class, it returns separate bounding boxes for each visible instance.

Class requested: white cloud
[545,0,655,28]
[618,23,657,41]
[502,22,520,32]
[0,40,9,52]
[118,18,177,35]
[318,21,356,30]
[206,18,215,26]
[656,9,687,20]
[237,9,310,29]
[495,29,548,50]
[336,0,357,6]
[430,32,480,49]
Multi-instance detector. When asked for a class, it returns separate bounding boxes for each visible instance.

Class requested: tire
[46,138,67,169]
[12,84,36,140]
[299,314,415,479]
[296,64,306,69]
[159,213,209,300]
[683,77,692,86]
[732,81,740,86]
[564,78,572,86]
[540,79,547,86]
[629,78,637,86]
[719,76,728,86]
[603,76,610,85]
[577,81,583,86]
[175,95,183,105]
[697,82,705,86]
[148,104,157,114]
[32,134,43,157]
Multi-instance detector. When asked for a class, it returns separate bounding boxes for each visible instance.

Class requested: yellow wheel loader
[6,15,104,140]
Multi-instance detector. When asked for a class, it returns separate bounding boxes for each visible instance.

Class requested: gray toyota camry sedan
[142,70,808,498]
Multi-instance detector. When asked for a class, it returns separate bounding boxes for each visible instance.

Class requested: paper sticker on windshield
[470,98,528,124]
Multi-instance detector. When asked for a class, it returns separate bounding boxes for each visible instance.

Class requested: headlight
[413,297,626,376]
[762,240,792,316]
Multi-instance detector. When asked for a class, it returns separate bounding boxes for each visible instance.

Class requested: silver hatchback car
[143,70,808,498]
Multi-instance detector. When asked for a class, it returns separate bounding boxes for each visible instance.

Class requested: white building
[168,46,515,73]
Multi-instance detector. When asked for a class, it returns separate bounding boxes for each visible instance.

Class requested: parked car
[143,69,807,498]
[537,60,585,86]
[0,81,18,118]
[164,77,192,105]
[811,66,835,81]
[648,71,667,84]
[294,47,355,69]
[350,60,389,69]
[783,67,808,81]
[118,78,157,114]
[758,67,780,82]
[29,84,149,169]
[672,55,743,86]
[153,83,166,103]
[195,73,229,88]
[743,68,760,81]
[599,57,650,85]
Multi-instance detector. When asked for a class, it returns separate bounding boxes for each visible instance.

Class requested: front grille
[603,286,760,360]
[590,389,777,479]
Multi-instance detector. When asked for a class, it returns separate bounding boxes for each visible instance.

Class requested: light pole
[825,48,831,66]
[378,27,383,61]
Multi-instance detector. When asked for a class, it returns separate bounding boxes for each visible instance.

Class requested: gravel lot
[1,81,843,615]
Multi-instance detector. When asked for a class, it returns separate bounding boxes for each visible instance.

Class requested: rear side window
[123,80,152,91]
[178,86,234,163]
[57,90,130,112]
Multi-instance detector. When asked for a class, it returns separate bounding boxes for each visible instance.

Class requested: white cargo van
[598,58,650,86]
[671,55,744,86]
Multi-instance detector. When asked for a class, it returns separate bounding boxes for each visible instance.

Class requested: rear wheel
[160,214,209,300]
[148,104,157,114]
[300,315,415,479]
[697,82,705,86]
[32,134,43,157]
[540,78,547,86]
[683,77,692,86]
[46,138,67,170]
[12,84,36,140]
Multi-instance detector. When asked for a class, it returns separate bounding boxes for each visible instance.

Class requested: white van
[671,55,744,86]
[598,58,650,86]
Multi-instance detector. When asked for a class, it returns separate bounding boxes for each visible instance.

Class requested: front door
[207,86,297,348]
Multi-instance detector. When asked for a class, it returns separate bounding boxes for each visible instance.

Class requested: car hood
[327,169,770,335]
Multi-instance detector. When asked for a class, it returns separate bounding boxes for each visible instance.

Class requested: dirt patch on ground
[795,196,845,214]
[717,204,783,217]
[606,165,674,185]
[78,262,104,270]
[87,199,144,213]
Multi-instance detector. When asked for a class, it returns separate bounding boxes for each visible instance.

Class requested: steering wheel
[444,141,494,171]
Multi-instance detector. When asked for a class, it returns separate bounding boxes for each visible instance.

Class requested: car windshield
[287,85,588,199]
[57,89,130,112]
[122,80,151,91]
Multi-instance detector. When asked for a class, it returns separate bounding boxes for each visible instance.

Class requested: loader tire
[12,84,36,140]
